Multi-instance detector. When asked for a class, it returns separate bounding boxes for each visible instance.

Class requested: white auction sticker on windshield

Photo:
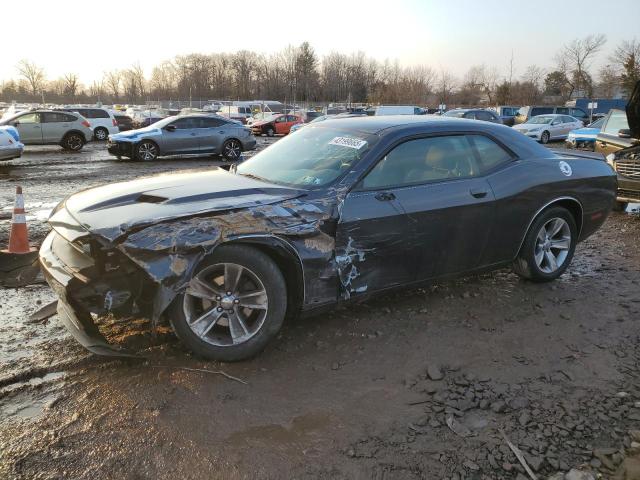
[328,136,367,149]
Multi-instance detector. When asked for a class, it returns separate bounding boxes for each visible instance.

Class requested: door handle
[375,192,395,201]
[219,131,225,133]
[470,188,488,198]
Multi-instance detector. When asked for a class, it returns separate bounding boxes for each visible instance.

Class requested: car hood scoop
[64,168,304,242]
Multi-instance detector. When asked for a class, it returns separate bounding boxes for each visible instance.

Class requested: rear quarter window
[90,109,110,119]
[468,135,513,173]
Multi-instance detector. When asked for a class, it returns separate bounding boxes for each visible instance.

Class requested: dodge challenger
[40,116,617,361]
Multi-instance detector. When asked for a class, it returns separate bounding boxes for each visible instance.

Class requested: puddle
[0,371,67,421]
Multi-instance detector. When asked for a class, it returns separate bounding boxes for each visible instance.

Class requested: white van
[375,105,424,116]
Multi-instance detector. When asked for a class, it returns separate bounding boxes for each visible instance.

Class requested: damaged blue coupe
[39,116,617,361]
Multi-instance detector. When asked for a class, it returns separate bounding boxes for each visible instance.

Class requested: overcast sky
[2,0,638,85]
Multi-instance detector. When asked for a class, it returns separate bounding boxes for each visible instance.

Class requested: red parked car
[250,114,303,136]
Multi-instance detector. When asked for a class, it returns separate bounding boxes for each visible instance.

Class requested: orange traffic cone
[2,186,35,254]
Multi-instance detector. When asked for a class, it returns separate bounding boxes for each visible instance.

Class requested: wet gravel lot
[1,139,639,479]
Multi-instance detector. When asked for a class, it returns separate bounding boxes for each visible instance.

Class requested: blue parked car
[565,116,606,150]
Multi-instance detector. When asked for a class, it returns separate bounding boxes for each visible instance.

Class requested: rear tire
[612,201,628,212]
[169,245,287,362]
[222,139,242,161]
[61,132,85,151]
[513,206,577,282]
[540,131,550,144]
[94,127,108,141]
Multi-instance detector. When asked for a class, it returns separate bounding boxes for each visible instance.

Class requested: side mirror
[165,124,177,132]
[551,121,560,126]
[12,121,19,127]
[618,129,632,139]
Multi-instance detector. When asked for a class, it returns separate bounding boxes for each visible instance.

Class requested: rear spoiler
[548,148,605,161]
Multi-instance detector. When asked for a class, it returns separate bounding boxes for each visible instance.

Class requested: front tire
[513,207,577,282]
[169,245,287,362]
[94,127,108,141]
[266,127,275,137]
[135,140,158,161]
[61,133,85,151]
[222,139,242,161]
[540,131,550,144]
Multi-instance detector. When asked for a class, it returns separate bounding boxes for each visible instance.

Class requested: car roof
[317,115,502,134]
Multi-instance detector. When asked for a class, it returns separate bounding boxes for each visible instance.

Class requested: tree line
[1,37,639,107]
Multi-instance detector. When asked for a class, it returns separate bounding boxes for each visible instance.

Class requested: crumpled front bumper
[39,231,138,357]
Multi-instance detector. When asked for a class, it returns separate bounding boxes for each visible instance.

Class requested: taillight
[82,120,91,128]
[112,119,118,127]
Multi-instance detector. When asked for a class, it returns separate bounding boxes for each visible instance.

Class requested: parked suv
[0,110,92,151]
[62,107,119,141]
[594,81,640,210]
[493,106,521,126]
[107,114,256,161]
[515,106,589,125]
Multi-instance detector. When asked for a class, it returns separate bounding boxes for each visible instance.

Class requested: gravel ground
[1,139,639,480]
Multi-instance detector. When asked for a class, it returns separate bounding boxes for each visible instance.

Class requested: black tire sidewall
[518,207,577,282]
[63,133,84,151]
[222,139,240,160]
[540,131,550,144]
[169,245,287,362]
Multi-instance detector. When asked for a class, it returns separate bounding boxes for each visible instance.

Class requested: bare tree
[63,73,80,99]
[555,34,607,98]
[609,38,640,95]
[103,70,121,101]
[16,60,46,98]
[436,69,456,107]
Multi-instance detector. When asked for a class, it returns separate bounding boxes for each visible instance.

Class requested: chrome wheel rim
[534,218,571,273]
[95,129,107,140]
[138,142,157,161]
[67,135,82,150]
[223,140,241,159]
[183,263,268,347]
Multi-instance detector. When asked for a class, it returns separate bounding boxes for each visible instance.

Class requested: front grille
[618,188,640,200]
[616,159,640,178]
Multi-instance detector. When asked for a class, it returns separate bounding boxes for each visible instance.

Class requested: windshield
[236,126,377,188]
[443,110,466,118]
[526,115,554,125]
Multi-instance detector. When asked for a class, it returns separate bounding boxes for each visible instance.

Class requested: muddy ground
[1,140,639,480]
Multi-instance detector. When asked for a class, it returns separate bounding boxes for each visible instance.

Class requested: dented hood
[627,80,640,139]
[62,167,303,242]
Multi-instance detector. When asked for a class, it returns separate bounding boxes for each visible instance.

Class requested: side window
[171,118,197,129]
[287,115,298,122]
[555,107,569,115]
[563,116,576,123]
[15,113,40,124]
[361,136,481,189]
[463,112,476,119]
[42,112,74,123]
[91,109,110,119]
[467,135,513,173]
[199,117,226,128]
[475,111,493,122]
[602,111,629,135]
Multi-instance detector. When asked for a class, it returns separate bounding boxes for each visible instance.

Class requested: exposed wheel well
[517,197,583,257]
[219,239,304,321]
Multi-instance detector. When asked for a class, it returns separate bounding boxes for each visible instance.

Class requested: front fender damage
[113,198,334,325]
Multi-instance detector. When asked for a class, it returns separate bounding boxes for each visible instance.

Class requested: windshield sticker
[329,136,367,149]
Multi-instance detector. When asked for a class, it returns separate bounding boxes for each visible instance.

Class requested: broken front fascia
[112,198,334,322]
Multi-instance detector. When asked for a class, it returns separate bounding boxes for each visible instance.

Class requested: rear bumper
[242,137,257,151]
[39,231,138,357]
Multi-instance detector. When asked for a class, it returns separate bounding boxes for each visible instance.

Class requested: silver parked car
[0,110,93,151]
[512,114,584,144]
[107,114,257,161]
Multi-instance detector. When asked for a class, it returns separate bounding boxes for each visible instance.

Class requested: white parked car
[62,107,119,140]
[0,126,24,161]
[512,114,584,144]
